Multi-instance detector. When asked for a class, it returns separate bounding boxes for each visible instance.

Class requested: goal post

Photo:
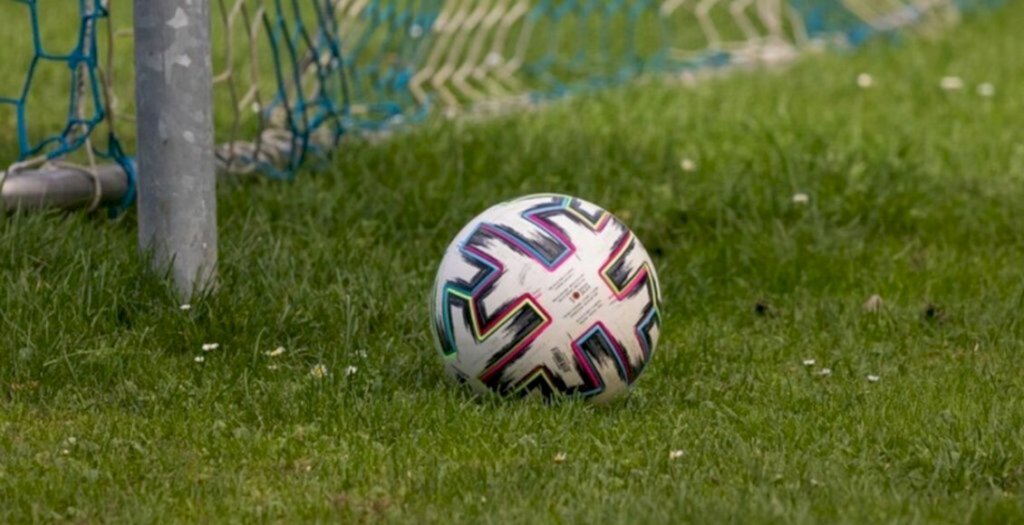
[133,0,218,298]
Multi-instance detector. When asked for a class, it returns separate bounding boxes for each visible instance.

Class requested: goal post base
[1,164,128,212]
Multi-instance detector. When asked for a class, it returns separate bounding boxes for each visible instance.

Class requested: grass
[3,2,1024,523]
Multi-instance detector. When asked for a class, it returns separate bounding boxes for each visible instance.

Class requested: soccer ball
[430,194,662,403]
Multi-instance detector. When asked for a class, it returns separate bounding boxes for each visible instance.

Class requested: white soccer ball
[430,194,662,403]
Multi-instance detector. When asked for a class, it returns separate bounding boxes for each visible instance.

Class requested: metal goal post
[133,0,218,299]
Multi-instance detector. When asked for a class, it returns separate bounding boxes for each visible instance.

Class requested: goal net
[0,0,999,212]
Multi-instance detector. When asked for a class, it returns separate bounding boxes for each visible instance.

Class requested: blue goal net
[0,0,1002,212]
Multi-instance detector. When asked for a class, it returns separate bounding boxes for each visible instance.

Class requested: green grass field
[3,3,1024,523]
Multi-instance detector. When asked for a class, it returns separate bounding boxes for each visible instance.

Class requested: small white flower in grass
[357,349,368,359]
[818,368,832,377]
[977,83,995,97]
[864,294,884,313]
[680,158,697,172]
[856,73,874,88]
[194,356,205,363]
[669,450,685,460]
[202,343,219,352]
[267,364,279,371]
[61,448,70,455]
[792,192,809,204]
[345,365,358,376]
[179,304,191,311]
[553,452,567,464]
[267,346,286,357]
[310,364,328,379]
[940,76,964,91]
[802,359,816,367]
[66,437,77,445]
[867,374,880,383]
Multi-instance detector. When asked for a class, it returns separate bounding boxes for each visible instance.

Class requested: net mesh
[0,0,1002,210]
